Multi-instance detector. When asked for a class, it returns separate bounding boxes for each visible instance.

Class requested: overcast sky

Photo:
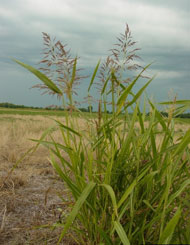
[0,0,189,108]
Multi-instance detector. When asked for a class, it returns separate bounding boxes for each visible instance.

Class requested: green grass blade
[88,59,101,92]
[97,117,114,135]
[101,75,110,95]
[159,207,181,244]
[117,179,137,209]
[70,57,77,87]
[58,181,96,243]
[30,139,73,153]
[116,63,152,115]
[118,167,150,209]
[149,100,168,132]
[114,221,130,245]
[13,59,62,95]
[54,119,82,137]
[116,78,139,115]
[174,129,190,156]
[101,184,118,217]
[159,100,190,105]
[137,107,145,134]
[125,75,155,109]
[143,200,156,212]
[150,130,157,160]
[50,158,80,198]
[98,227,113,245]
[167,179,190,207]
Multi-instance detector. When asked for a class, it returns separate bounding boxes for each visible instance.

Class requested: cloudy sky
[0,0,189,108]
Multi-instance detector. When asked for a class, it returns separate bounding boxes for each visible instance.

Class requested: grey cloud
[0,0,189,107]
[129,0,190,13]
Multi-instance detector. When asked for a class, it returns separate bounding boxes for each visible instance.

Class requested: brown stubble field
[0,114,189,244]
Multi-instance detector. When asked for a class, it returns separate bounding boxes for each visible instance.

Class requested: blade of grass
[98,227,113,245]
[174,130,190,156]
[30,139,73,154]
[70,57,77,87]
[101,75,111,95]
[100,184,118,217]
[124,75,155,110]
[167,179,190,207]
[159,100,190,106]
[88,59,101,92]
[118,166,150,209]
[159,207,181,244]
[116,63,152,115]
[58,181,96,243]
[13,59,62,95]
[114,221,130,245]
[54,119,82,137]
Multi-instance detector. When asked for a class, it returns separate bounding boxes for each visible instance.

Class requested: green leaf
[174,129,190,156]
[116,63,152,115]
[54,119,82,137]
[13,59,62,95]
[124,75,155,109]
[143,200,156,212]
[50,158,80,199]
[167,179,190,207]
[30,139,73,154]
[98,227,113,245]
[101,75,110,95]
[117,179,137,209]
[101,184,118,217]
[137,107,145,134]
[58,181,96,243]
[159,207,181,244]
[118,166,150,209]
[150,130,157,159]
[88,59,101,92]
[149,100,168,132]
[70,57,77,87]
[97,117,114,135]
[114,221,130,245]
[159,100,190,105]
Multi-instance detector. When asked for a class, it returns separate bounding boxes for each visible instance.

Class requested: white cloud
[0,6,18,19]
[150,69,183,79]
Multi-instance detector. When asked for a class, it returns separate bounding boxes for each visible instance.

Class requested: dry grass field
[0,114,189,244]
[0,115,80,244]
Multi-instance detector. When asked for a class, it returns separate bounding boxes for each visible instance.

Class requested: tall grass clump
[14,24,190,244]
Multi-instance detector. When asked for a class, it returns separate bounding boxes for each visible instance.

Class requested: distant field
[174,117,190,124]
[1,107,190,124]
[0,107,66,116]
[0,107,98,118]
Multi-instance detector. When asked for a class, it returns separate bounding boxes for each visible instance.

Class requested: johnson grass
[9,24,190,244]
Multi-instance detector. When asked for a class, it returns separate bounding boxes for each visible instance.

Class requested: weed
[14,24,190,244]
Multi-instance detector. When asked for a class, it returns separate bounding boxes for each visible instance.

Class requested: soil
[0,158,76,245]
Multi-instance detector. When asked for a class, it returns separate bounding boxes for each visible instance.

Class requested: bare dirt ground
[0,115,76,244]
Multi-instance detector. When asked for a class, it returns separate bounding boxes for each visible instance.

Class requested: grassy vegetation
[0,108,66,116]
[0,108,99,118]
[3,24,190,244]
